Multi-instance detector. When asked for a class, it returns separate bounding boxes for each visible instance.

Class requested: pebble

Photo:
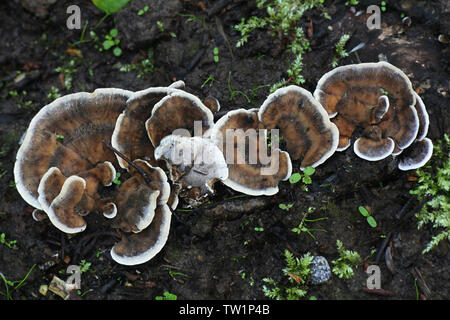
[310,256,331,285]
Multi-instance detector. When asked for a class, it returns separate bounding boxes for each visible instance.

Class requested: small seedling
[79,260,91,273]
[254,227,264,232]
[157,21,165,33]
[8,90,18,97]
[168,269,189,281]
[47,86,61,101]
[331,34,350,68]
[345,0,359,5]
[55,134,64,140]
[102,28,122,56]
[155,291,177,300]
[331,240,361,279]
[262,250,313,300]
[292,207,328,239]
[228,71,250,103]
[250,84,270,102]
[289,166,315,190]
[410,134,449,253]
[55,58,78,90]
[358,206,377,228]
[0,233,17,250]
[77,288,92,297]
[200,75,215,89]
[112,172,121,185]
[213,47,219,63]
[120,49,156,78]
[279,203,294,211]
[380,1,387,12]
[0,264,36,300]
[138,5,149,15]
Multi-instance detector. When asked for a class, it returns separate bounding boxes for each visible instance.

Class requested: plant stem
[94,13,110,30]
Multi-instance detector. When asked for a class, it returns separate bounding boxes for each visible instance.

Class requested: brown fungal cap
[413,93,430,141]
[14,88,131,211]
[37,167,87,234]
[14,89,130,233]
[113,159,170,233]
[145,91,214,148]
[397,138,433,171]
[211,108,292,196]
[314,62,419,160]
[154,135,228,198]
[353,126,395,161]
[203,96,221,113]
[110,204,172,266]
[258,86,339,169]
[111,84,185,170]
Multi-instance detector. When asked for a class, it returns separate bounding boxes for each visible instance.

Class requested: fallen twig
[362,287,395,296]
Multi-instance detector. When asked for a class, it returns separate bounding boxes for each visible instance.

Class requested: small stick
[375,232,391,264]
[362,287,395,296]
[101,140,151,185]
[395,195,415,219]
[411,267,432,298]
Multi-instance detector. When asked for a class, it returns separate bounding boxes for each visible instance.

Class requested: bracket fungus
[258,86,339,169]
[112,82,219,206]
[397,93,433,170]
[145,90,215,147]
[109,159,173,265]
[14,88,132,233]
[111,84,185,170]
[314,61,433,169]
[155,135,229,203]
[112,159,170,233]
[211,108,292,196]
[110,204,172,266]
[112,82,215,171]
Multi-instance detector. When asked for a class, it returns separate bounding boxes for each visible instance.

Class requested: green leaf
[92,0,130,14]
[102,39,115,50]
[289,173,302,184]
[113,47,122,56]
[302,175,312,185]
[358,206,369,217]
[109,28,118,37]
[303,166,315,176]
[366,216,377,228]
[113,172,121,185]
[163,291,177,300]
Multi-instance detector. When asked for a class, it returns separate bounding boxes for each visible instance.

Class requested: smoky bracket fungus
[314,61,433,169]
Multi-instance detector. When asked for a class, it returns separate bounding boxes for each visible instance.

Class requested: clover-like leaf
[358,206,369,217]
[289,173,302,184]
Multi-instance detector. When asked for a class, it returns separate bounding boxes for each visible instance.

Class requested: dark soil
[0,0,449,300]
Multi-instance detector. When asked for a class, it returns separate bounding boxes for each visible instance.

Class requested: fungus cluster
[314,61,433,170]
[14,88,131,233]
[14,62,433,266]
